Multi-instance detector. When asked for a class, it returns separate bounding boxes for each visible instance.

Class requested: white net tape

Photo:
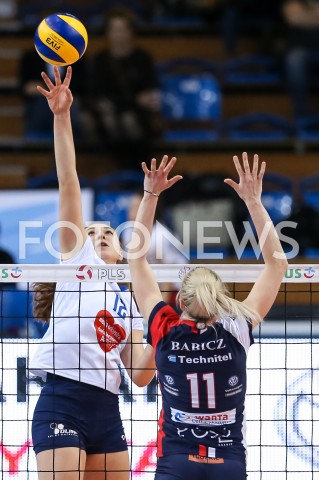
[0,263,318,283]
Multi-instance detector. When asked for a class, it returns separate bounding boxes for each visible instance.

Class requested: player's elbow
[275,257,289,274]
[132,369,156,387]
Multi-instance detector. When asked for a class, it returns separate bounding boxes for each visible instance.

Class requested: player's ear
[179,298,185,310]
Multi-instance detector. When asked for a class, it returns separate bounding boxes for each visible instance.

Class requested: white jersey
[29,236,144,394]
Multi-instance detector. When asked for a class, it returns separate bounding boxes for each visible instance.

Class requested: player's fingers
[167,175,183,188]
[164,157,177,174]
[41,71,54,90]
[141,162,150,175]
[65,89,73,102]
[232,155,244,177]
[54,65,61,86]
[159,155,168,170]
[150,158,157,171]
[258,161,266,180]
[63,66,72,87]
[252,154,259,177]
[242,152,251,174]
[224,178,239,193]
[37,85,50,98]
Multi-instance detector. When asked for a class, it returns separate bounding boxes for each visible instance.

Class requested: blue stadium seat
[92,170,144,190]
[158,59,222,142]
[93,170,144,227]
[300,173,319,211]
[261,173,294,223]
[296,114,319,141]
[27,170,90,189]
[222,54,282,86]
[225,112,293,142]
[160,74,222,141]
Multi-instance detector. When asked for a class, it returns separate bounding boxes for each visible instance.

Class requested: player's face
[86,223,122,263]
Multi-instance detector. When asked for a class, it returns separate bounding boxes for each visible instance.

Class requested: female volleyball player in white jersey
[128,153,288,480]
[29,66,155,480]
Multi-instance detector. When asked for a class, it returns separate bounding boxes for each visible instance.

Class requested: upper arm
[243,264,286,325]
[59,179,87,259]
[130,258,163,324]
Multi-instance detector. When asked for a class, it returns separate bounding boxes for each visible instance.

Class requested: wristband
[144,189,160,197]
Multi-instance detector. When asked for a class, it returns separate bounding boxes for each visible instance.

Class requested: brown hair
[32,282,56,323]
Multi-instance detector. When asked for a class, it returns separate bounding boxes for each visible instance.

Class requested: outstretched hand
[37,65,73,115]
[224,152,265,203]
[142,155,183,196]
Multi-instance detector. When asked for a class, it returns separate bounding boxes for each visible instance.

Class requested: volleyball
[34,13,88,66]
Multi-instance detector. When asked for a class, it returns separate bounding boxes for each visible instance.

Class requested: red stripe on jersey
[199,444,207,456]
[150,304,180,349]
[157,409,166,457]
[150,304,199,348]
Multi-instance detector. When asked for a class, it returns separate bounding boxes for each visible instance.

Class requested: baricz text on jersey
[170,339,226,351]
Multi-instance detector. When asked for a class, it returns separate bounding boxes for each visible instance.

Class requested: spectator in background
[282,0,319,118]
[19,50,90,140]
[91,8,162,169]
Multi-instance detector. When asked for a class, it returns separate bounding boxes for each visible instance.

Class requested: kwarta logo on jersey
[171,407,236,426]
[76,265,93,280]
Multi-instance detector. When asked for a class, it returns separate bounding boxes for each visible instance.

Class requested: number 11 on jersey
[186,373,216,409]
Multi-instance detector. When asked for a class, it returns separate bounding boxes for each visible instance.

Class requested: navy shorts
[155,454,246,480]
[32,374,128,455]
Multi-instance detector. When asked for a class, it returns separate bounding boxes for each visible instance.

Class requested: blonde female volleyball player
[128,154,288,480]
[29,66,155,480]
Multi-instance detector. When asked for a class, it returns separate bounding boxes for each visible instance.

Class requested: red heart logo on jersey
[94,310,126,352]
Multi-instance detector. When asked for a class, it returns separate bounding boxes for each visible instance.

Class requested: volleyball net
[0,263,318,479]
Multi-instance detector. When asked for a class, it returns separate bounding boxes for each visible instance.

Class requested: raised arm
[224,152,288,323]
[37,66,86,258]
[128,155,183,322]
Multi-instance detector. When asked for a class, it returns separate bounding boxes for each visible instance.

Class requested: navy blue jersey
[147,302,254,462]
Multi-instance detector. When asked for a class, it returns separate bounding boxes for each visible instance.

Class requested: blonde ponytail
[179,267,261,325]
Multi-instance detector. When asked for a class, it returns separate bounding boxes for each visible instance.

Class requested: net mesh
[0,264,318,479]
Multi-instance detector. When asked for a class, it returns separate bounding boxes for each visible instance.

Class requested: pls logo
[76,265,93,281]
[94,310,126,352]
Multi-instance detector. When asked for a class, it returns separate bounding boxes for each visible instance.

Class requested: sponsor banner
[0,189,94,264]
[0,264,319,284]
